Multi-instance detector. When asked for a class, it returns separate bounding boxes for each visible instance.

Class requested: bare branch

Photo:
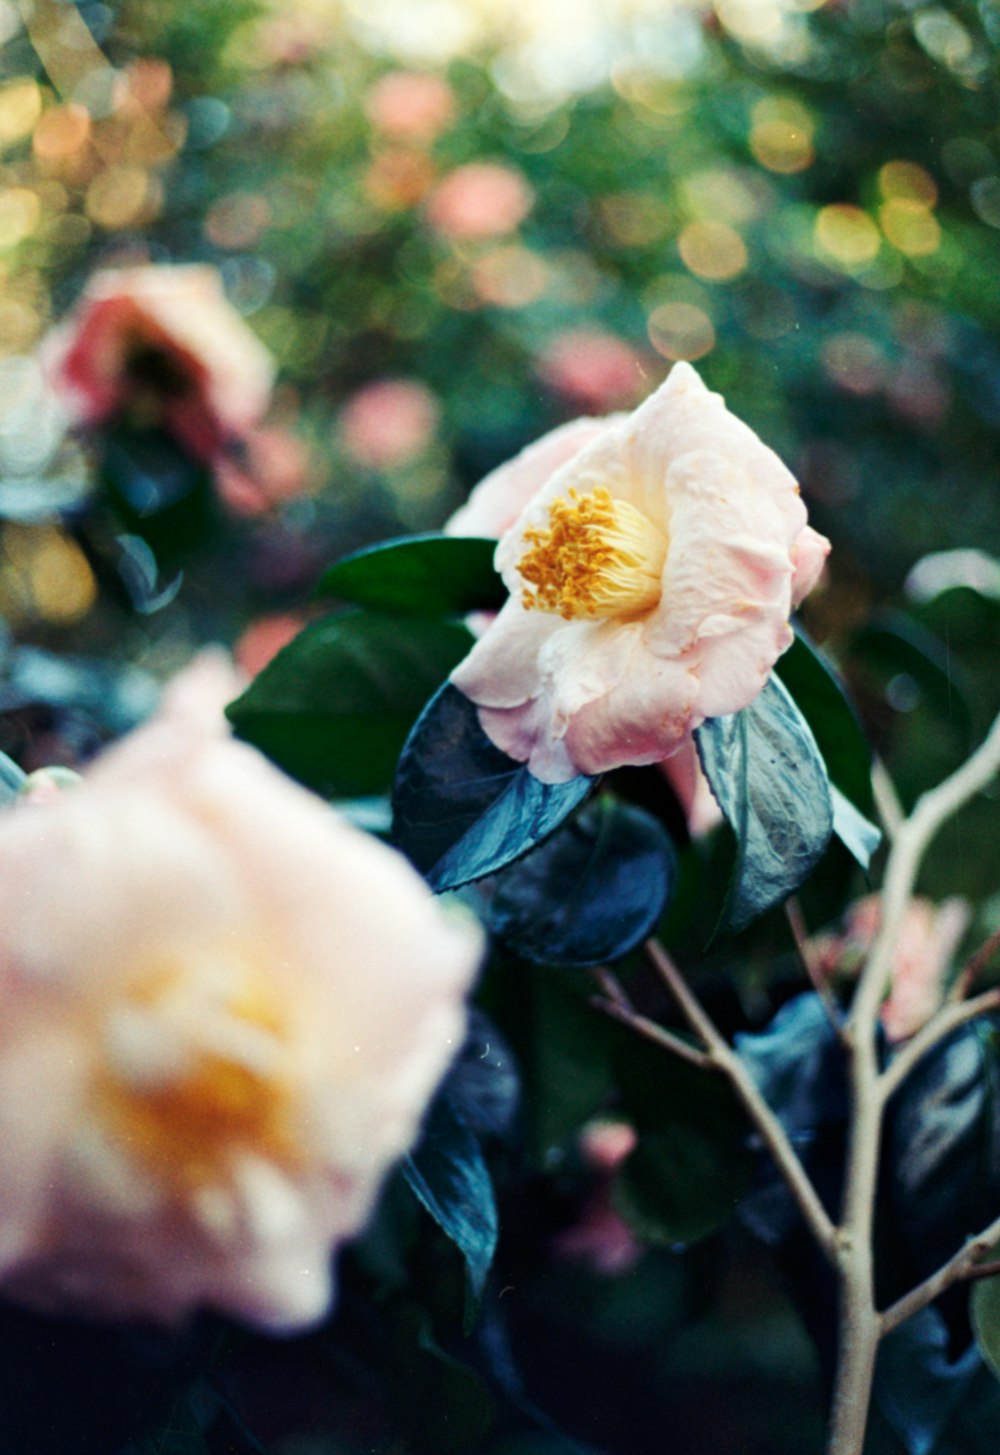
[880,1211,1000,1336]
[879,986,1000,1103]
[643,939,840,1267]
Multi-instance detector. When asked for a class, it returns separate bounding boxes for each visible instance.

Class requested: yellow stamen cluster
[517,486,667,621]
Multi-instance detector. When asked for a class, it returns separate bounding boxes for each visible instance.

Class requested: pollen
[517,486,667,620]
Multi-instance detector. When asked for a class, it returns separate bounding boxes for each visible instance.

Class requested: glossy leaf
[486,796,678,967]
[403,1091,498,1306]
[315,534,506,617]
[392,682,594,890]
[776,630,876,814]
[694,676,834,931]
[830,785,882,871]
[227,613,473,798]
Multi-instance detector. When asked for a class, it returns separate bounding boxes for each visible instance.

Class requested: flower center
[98,963,297,1194]
[517,486,667,621]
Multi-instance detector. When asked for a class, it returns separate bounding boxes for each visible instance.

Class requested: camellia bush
[3,2,1000,1454]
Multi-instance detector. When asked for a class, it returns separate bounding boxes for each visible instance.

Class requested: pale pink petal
[791,524,832,607]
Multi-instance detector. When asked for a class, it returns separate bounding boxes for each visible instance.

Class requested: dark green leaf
[391,682,594,891]
[487,796,678,966]
[777,630,875,814]
[388,1305,497,1455]
[850,611,974,748]
[609,1022,754,1246]
[973,1274,1000,1385]
[831,785,881,871]
[694,676,834,931]
[403,1091,498,1306]
[227,613,473,798]
[315,534,506,617]
[612,1124,750,1247]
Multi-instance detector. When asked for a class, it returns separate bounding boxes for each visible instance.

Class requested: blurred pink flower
[43,264,274,463]
[554,1120,642,1276]
[0,660,480,1331]
[539,329,648,413]
[366,71,456,144]
[425,162,534,242]
[813,894,970,1043]
[235,613,308,678]
[340,379,440,470]
[214,427,313,517]
[451,362,830,782]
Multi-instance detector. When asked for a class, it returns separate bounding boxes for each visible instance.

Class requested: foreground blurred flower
[451,362,830,782]
[425,162,534,241]
[812,894,970,1043]
[43,264,274,464]
[0,660,480,1331]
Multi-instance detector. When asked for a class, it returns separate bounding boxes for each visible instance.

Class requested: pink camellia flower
[0,660,480,1331]
[214,426,313,518]
[812,894,970,1043]
[539,329,649,414]
[425,162,534,242]
[43,264,274,464]
[365,71,456,144]
[450,362,830,782]
[340,378,440,470]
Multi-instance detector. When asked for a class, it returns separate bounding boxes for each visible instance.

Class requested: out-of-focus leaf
[875,1306,1000,1455]
[316,534,505,617]
[850,611,975,747]
[392,683,594,891]
[227,613,473,798]
[885,1020,1000,1292]
[610,1025,753,1247]
[99,428,214,561]
[973,1274,1000,1386]
[612,1124,750,1247]
[388,1305,497,1455]
[403,1090,498,1307]
[735,994,846,1247]
[486,796,678,967]
[694,676,834,930]
[0,749,25,804]
[440,1009,520,1142]
[777,630,876,814]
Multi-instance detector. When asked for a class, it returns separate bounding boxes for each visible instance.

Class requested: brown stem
[643,939,840,1266]
[880,1210,1000,1336]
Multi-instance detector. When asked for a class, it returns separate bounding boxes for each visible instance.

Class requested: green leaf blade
[315,535,505,618]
